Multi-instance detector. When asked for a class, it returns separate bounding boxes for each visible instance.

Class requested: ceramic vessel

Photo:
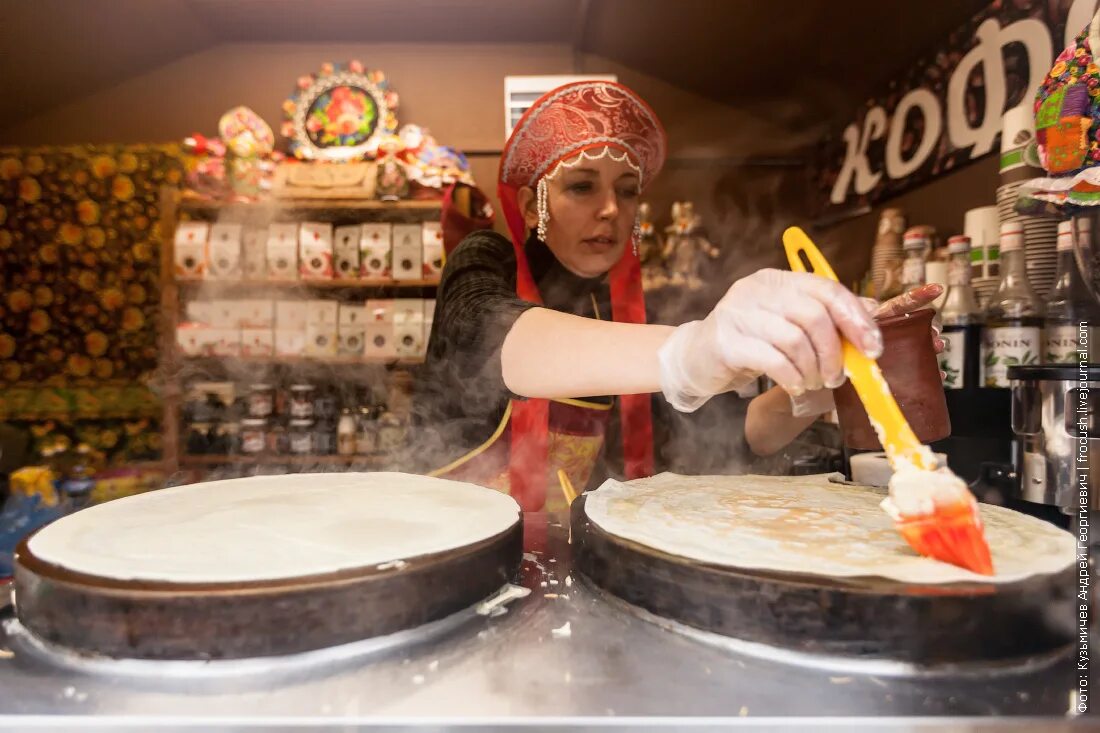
[833,308,950,450]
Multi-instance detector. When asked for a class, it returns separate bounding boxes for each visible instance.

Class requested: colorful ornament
[1024,10,1100,210]
[283,61,399,161]
[396,124,474,189]
[374,135,410,200]
[217,106,274,158]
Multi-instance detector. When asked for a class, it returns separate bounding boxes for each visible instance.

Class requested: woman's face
[519,150,641,278]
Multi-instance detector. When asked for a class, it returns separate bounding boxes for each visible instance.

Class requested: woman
[411,81,941,511]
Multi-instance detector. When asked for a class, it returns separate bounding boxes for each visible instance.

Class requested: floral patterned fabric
[499,81,666,189]
[1035,21,1100,174]
[0,144,184,461]
[22,417,161,462]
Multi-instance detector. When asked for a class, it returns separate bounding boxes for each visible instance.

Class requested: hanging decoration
[1021,10,1100,209]
[281,61,399,162]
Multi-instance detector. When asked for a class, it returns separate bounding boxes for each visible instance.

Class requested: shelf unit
[180,355,425,367]
[159,187,441,477]
[177,277,441,290]
[178,454,385,468]
[179,196,443,212]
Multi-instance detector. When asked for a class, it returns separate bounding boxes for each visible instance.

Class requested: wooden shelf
[179,454,386,467]
[180,354,424,367]
[160,186,427,477]
[176,277,440,289]
[180,197,442,212]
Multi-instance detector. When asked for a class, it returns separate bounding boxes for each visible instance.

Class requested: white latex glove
[658,269,883,413]
[789,387,836,418]
[788,285,948,417]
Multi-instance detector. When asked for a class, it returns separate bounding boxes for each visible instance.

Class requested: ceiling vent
[503,74,617,140]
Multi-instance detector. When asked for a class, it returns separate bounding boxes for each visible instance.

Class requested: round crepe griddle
[14,520,522,660]
[571,495,1074,664]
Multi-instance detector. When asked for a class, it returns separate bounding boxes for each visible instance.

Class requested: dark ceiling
[0,0,989,134]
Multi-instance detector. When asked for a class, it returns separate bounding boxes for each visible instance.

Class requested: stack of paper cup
[1000,105,1042,184]
[1074,215,1100,302]
[925,260,949,308]
[964,205,1000,306]
[995,182,1059,300]
[1025,220,1061,301]
[870,208,905,299]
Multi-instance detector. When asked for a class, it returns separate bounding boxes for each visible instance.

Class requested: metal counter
[0,513,1085,729]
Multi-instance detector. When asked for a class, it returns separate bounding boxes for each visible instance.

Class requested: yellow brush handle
[557,469,578,506]
[781,227,934,471]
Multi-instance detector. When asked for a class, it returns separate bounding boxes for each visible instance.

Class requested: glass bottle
[337,407,357,456]
[939,235,983,390]
[288,419,314,455]
[981,222,1043,387]
[356,404,377,455]
[1045,220,1100,363]
[900,231,928,291]
[376,404,404,454]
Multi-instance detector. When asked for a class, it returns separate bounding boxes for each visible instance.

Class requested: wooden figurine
[664,201,719,290]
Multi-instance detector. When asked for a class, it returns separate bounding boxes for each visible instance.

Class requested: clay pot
[833,308,950,450]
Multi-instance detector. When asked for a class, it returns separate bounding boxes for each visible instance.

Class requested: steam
[155,160,826,486]
[151,198,418,485]
[641,164,829,478]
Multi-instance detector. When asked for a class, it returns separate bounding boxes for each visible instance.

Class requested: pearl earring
[536,178,549,242]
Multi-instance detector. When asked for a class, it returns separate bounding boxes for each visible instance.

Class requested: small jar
[189,397,213,424]
[223,419,241,454]
[207,424,230,455]
[267,421,288,454]
[314,390,339,421]
[248,384,275,418]
[313,420,337,455]
[376,410,405,453]
[240,418,268,455]
[186,423,211,455]
[289,384,316,419]
[289,419,314,455]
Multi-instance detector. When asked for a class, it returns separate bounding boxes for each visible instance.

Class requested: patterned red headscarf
[497,81,667,511]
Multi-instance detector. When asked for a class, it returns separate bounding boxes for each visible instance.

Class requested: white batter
[585,473,1075,584]
[27,472,520,584]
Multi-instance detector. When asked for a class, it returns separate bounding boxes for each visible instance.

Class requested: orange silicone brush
[884,488,994,576]
[782,226,993,576]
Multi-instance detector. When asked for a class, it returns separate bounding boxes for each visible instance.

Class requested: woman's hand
[781,284,948,417]
[869,282,947,373]
[658,269,883,412]
[873,282,942,320]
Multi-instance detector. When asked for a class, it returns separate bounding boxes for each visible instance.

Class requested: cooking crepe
[584,473,1075,584]
[27,472,520,584]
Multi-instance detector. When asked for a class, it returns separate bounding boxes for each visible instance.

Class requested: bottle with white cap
[900,231,928,291]
[1045,220,1099,363]
[981,222,1043,387]
[939,235,982,390]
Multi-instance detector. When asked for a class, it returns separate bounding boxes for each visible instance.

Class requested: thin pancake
[584,473,1075,584]
[28,472,520,584]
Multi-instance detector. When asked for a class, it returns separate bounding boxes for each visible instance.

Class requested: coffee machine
[1007,365,1099,516]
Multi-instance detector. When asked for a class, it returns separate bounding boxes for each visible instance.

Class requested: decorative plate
[281,61,399,161]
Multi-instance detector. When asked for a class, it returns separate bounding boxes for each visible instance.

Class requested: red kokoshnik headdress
[497,81,668,510]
